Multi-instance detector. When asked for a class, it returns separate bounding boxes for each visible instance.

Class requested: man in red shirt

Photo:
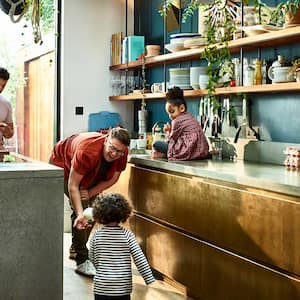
[50,127,130,276]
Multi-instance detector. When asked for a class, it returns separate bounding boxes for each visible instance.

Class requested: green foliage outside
[25,0,55,34]
[0,0,55,121]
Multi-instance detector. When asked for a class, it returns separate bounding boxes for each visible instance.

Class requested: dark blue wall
[134,0,300,143]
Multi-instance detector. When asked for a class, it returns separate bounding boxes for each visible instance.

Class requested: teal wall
[134,0,300,143]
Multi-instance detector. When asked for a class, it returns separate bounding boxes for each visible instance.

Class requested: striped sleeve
[125,229,155,285]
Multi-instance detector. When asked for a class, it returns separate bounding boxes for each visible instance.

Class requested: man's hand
[73,214,91,230]
[0,122,7,129]
[0,122,14,138]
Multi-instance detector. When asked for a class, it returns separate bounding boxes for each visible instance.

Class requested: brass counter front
[134,215,300,300]
[109,162,300,299]
[129,166,300,276]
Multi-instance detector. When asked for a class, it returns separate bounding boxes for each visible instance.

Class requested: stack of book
[111,32,123,65]
[111,34,145,65]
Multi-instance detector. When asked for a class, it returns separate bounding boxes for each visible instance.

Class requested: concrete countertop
[0,153,63,179]
[129,155,300,198]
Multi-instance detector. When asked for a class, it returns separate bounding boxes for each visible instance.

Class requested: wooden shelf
[109,26,300,71]
[109,82,300,101]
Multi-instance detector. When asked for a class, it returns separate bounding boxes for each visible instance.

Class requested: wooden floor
[63,233,193,300]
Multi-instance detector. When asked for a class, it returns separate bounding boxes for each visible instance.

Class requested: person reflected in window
[0,67,14,151]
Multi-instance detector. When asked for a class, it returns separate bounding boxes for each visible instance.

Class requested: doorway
[17,50,55,162]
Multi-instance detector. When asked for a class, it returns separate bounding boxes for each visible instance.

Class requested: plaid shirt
[167,112,209,161]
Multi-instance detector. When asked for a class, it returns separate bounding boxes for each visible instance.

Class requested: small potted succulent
[270,0,300,27]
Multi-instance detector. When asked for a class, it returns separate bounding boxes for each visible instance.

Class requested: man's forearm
[69,185,84,216]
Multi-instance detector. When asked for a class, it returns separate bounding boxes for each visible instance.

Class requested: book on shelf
[122,35,145,64]
[111,32,123,65]
[128,35,145,62]
[122,37,128,64]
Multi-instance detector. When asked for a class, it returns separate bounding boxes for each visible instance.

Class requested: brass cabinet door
[134,215,300,300]
[129,166,300,276]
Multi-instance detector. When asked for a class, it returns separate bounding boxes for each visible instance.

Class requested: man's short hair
[0,68,10,81]
[109,127,130,146]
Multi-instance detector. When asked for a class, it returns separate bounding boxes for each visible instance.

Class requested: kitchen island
[0,154,64,300]
[113,155,300,299]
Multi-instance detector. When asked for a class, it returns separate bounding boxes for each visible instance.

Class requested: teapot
[268,55,294,83]
[268,66,293,83]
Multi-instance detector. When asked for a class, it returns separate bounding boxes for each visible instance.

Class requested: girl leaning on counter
[152,86,209,161]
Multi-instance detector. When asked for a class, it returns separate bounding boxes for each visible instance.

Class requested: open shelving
[109,82,300,101]
[109,26,300,101]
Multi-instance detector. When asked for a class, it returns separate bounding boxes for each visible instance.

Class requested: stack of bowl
[146,45,161,57]
[165,33,202,52]
[169,68,191,90]
[190,66,208,89]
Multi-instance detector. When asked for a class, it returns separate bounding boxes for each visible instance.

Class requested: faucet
[234,98,260,143]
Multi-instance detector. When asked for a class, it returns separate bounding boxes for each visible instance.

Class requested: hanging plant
[198,0,236,113]
[0,0,43,44]
[0,0,30,21]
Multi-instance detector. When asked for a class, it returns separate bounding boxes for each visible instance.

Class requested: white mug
[151,82,163,93]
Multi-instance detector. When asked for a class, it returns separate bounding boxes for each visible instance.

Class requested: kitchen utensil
[152,122,165,143]
[234,97,248,143]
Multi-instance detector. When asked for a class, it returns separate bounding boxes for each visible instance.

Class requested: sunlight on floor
[63,233,193,300]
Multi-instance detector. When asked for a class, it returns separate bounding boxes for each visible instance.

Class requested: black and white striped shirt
[89,226,155,296]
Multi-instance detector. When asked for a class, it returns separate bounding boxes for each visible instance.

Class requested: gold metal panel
[129,166,300,276]
[134,215,300,300]
[105,163,132,201]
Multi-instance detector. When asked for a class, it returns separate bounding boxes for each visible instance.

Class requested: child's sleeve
[127,231,155,285]
[168,118,182,141]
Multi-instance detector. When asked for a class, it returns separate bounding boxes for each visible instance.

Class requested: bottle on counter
[262,59,267,84]
[243,58,255,86]
[254,58,262,85]
[232,58,241,86]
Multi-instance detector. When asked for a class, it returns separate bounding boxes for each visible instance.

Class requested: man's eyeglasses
[107,140,125,156]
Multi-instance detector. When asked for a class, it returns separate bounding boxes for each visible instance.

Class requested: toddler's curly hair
[92,193,132,224]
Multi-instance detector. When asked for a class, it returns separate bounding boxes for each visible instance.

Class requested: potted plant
[288,57,300,82]
[160,0,236,113]
[270,0,300,27]
[0,0,29,16]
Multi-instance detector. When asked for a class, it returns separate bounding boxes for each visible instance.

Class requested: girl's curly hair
[92,193,132,224]
[166,86,187,110]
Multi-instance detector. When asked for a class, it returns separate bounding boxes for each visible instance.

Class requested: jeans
[152,140,168,155]
[64,180,96,265]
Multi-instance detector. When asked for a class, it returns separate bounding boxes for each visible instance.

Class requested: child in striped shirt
[89,193,155,300]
